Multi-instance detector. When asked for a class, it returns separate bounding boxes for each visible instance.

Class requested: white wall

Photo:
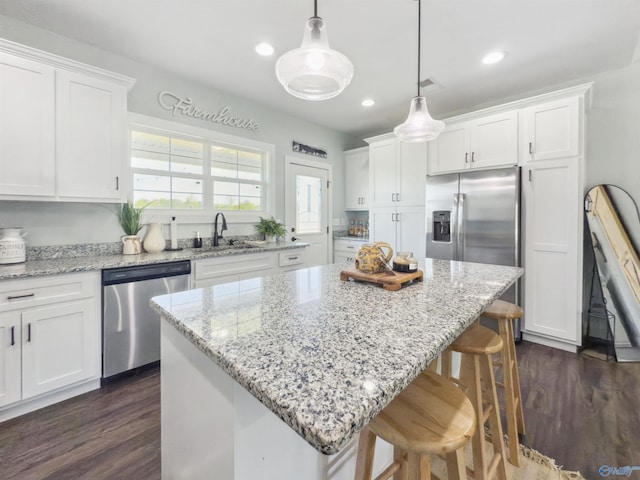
[0,15,361,246]
[586,60,640,248]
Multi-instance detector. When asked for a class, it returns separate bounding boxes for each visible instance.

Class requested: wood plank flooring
[1,342,639,479]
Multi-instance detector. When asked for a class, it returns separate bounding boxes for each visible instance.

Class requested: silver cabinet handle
[471,152,475,163]
[396,193,400,202]
[287,256,299,261]
[116,176,120,190]
[396,212,400,222]
[7,293,35,300]
[346,245,356,250]
[27,323,31,342]
[465,152,469,163]
[11,326,15,346]
[529,142,533,154]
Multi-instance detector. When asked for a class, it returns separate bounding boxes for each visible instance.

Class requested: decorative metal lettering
[158,91,259,131]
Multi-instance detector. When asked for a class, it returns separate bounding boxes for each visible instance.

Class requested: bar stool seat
[355,371,476,480]
[448,323,509,480]
[481,299,526,466]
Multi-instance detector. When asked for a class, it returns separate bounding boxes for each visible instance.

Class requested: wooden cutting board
[339,268,423,291]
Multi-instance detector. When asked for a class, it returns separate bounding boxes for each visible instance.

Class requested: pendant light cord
[417,0,421,97]
[314,0,318,17]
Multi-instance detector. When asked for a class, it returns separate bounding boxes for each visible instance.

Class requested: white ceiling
[1,0,639,140]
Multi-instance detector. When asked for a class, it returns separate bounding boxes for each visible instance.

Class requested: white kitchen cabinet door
[428,123,469,175]
[523,159,581,343]
[395,206,426,256]
[344,147,369,210]
[370,206,425,256]
[0,52,56,197]
[369,139,397,208]
[56,70,127,201]
[22,299,98,399]
[524,97,579,162]
[396,141,427,206]
[469,111,518,170]
[0,312,21,407]
[369,207,397,247]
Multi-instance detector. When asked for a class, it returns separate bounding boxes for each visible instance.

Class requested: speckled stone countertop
[150,258,523,455]
[0,243,307,280]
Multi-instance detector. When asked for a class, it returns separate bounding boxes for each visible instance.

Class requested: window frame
[128,113,275,224]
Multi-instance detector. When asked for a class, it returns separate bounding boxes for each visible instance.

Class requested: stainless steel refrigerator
[426,166,521,339]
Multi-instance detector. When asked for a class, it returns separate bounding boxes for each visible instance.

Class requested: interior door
[285,159,330,267]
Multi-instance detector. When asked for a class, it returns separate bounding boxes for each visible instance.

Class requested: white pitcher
[0,227,27,264]
[143,223,166,253]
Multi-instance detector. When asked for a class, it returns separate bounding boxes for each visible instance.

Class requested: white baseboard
[521,331,579,353]
[0,378,101,423]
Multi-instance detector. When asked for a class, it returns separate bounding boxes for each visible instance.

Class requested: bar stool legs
[449,323,509,480]
[482,299,526,466]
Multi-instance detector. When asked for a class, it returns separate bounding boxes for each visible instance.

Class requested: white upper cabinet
[523,97,580,162]
[429,111,518,175]
[0,39,135,202]
[56,71,127,200]
[0,52,56,197]
[344,147,369,210]
[367,135,427,208]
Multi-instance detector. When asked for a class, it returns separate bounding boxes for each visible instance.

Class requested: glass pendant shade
[275,17,354,101]
[394,96,445,142]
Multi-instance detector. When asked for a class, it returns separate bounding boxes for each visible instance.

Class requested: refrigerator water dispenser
[433,211,451,242]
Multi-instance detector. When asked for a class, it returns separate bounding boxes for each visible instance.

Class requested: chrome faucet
[213,212,228,247]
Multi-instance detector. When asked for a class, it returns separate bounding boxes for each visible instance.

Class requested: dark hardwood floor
[1,342,639,480]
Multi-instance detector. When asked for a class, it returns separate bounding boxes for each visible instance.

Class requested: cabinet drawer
[0,272,97,313]
[194,253,276,281]
[334,240,364,253]
[279,251,304,268]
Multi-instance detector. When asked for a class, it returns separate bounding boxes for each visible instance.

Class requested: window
[129,114,274,221]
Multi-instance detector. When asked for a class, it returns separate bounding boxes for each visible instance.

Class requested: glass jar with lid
[392,251,418,272]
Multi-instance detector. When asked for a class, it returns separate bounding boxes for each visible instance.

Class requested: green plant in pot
[255,216,286,243]
[118,200,146,254]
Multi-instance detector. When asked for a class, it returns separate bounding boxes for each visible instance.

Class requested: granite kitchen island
[151,259,523,480]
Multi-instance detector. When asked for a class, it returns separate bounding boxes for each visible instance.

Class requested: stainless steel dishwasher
[102,260,191,379]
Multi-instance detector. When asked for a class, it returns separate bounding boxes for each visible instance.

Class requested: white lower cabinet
[193,249,308,288]
[370,206,425,258]
[0,272,101,415]
[333,239,366,264]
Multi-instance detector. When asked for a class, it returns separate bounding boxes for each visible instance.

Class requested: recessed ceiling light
[361,99,375,107]
[255,42,274,57]
[482,51,506,65]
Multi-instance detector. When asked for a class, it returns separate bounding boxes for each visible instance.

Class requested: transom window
[129,116,273,221]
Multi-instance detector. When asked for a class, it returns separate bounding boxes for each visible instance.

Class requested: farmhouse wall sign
[158,91,259,131]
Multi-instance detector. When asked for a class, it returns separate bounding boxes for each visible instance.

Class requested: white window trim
[128,112,276,224]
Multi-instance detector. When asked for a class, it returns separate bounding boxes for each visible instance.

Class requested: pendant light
[275,0,354,101]
[394,0,444,142]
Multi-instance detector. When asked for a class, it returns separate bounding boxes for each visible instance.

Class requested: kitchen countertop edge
[0,243,309,280]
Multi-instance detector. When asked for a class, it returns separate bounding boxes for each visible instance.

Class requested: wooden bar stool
[355,371,475,480]
[447,323,509,480]
[481,299,526,467]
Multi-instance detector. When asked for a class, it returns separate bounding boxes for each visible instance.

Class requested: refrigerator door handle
[457,193,466,260]
[452,193,460,259]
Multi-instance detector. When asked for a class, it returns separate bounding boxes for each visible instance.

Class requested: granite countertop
[150,258,523,455]
[0,242,308,280]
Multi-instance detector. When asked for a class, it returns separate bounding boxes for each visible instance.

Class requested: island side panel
[161,317,394,480]
[161,318,235,480]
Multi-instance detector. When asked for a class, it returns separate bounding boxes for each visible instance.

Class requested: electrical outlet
[332,218,341,226]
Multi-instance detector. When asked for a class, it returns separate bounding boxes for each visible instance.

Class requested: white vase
[143,223,166,253]
[266,235,277,244]
[122,235,142,255]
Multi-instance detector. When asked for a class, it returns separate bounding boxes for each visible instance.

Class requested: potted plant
[255,216,286,243]
[118,200,145,254]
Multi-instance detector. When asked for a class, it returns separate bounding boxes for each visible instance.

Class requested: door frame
[284,156,333,264]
